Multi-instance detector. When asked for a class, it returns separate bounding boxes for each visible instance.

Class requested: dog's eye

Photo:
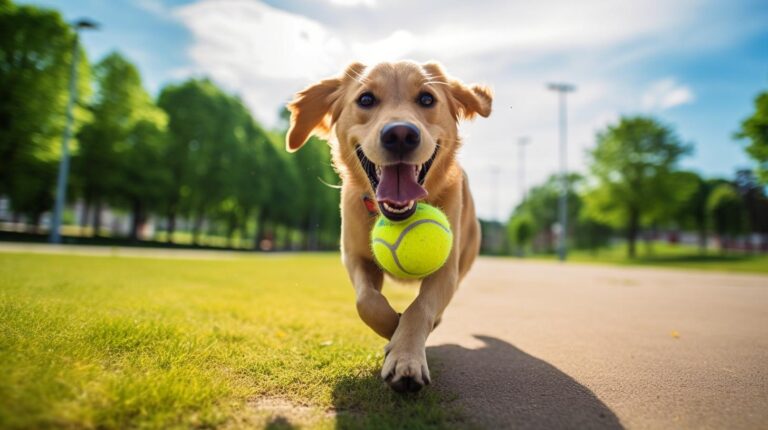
[357,92,376,108]
[417,92,435,107]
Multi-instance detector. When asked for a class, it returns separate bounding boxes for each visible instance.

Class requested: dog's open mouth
[357,147,437,221]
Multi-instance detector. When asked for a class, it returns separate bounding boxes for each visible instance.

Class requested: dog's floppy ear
[422,62,493,121]
[449,81,493,120]
[286,62,366,152]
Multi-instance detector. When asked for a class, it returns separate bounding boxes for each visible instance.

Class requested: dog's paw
[381,346,431,393]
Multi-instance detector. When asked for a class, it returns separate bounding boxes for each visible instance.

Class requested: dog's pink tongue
[376,164,427,204]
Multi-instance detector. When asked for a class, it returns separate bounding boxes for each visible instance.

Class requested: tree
[507,213,533,256]
[292,137,340,249]
[734,169,768,244]
[119,116,169,240]
[573,215,613,253]
[0,1,91,222]
[510,173,582,253]
[673,172,717,253]
[255,134,302,250]
[736,91,768,185]
[584,116,692,258]
[158,79,271,246]
[707,183,747,251]
[73,52,166,239]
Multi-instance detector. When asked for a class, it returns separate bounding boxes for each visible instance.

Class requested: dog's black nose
[380,122,420,155]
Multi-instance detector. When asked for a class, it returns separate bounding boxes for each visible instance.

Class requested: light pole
[49,18,99,244]
[547,82,576,262]
[490,165,501,221]
[517,136,530,203]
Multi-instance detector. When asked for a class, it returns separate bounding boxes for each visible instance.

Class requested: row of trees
[508,113,768,258]
[0,1,340,249]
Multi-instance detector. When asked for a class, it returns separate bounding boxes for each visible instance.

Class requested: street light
[517,136,530,203]
[49,18,99,244]
[489,165,501,221]
[547,82,576,262]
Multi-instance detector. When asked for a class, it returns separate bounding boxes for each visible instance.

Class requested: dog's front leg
[378,185,462,394]
[380,253,459,392]
[346,255,400,339]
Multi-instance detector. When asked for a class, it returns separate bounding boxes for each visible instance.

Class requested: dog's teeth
[376,166,381,178]
[382,200,416,214]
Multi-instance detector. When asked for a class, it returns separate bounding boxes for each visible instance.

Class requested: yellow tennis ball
[371,203,453,279]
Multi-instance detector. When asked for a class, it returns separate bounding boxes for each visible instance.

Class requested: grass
[526,242,768,274]
[0,253,464,429]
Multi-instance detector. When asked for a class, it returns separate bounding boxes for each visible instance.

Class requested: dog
[286,61,492,392]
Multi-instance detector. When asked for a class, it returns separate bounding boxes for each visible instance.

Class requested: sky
[28,0,768,220]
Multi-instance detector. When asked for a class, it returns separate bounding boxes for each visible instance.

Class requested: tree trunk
[255,209,268,250]
[240,208,251,250]
[129,199,143,242]
[698,226,707,254]
[627,207,639,259]
[92,199,102,237]
[166,209,176,244]
[276,225,285,251]
[79,198,90,235]
[192,209,204,246]
[30,212,42,233]
[226,215,237,249]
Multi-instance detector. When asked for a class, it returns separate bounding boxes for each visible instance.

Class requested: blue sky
[27,0,768,219]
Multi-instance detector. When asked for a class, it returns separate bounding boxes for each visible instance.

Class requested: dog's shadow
[332,335,623,429]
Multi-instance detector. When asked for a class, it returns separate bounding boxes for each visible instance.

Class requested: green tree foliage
[255,135,302,249]
[507,213,533,256]
[707,183,747,250]
[509,173,585,253]
[736,91,768,184]
[584,116,692,258]
[158,79,281,246]
[73,52,166,239]
[734,170,768,237]
[285,133,341,249]
[159,80,234,243]
[673,172,719,252]
[0,1,90,222]
[573,215,614,253]
[507,173,614,255]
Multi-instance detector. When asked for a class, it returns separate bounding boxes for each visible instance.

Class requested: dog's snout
[380,122,420,155]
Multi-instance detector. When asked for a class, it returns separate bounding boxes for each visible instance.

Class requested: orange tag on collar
[362,195,378,216]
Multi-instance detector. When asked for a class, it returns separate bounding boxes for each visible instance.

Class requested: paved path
[426,258,768,429]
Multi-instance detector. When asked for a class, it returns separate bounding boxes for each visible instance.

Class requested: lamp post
[517,136,530,203]
[49,18,99,244]
[547,82,575,262]
[490,165,501,221]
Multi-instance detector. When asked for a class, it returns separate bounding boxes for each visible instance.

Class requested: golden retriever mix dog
[286,61,492,392]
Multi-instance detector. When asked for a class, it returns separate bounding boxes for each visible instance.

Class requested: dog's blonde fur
[287,61,492,391]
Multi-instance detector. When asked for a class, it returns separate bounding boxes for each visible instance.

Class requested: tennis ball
[371,203,453,279]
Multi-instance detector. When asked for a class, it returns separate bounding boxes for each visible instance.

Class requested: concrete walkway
[427,258,768,429]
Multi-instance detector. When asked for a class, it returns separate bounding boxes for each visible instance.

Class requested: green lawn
[527,242,768,274]
[0,253,462,429]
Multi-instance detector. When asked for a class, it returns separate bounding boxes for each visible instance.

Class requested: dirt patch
[224,397,337,429]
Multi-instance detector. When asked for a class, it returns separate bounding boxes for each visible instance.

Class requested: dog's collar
[362,194,378,216]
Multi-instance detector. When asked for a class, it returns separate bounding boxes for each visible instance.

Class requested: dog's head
[286,61,492,220]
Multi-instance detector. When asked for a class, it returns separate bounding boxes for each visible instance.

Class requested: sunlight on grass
[0,253,462,429]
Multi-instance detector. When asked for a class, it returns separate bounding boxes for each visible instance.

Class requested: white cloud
[641,78,695,111]
[134,0,168,16]
[171,0,751,220]
[327,0,376,7]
